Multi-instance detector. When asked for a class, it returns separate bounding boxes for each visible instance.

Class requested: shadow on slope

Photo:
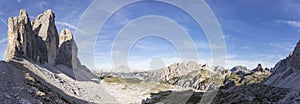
[20,58,100,83]
[0,61,93,103]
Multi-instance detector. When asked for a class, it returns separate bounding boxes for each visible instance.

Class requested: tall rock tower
[31,9,59,65]
[56,29,80,69]
[4,9,99,81]
[5,10,32,61]
[5,10,48,63]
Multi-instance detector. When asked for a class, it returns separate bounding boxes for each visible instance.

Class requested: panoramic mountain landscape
[1,0,300,104]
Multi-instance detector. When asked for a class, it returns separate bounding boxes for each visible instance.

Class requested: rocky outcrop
[5,10,32,61]
[56,29,79,69]
[163,61,202,81]
[223,64,271,89]
[5,10,47,63]
[230,66,248,72]
[5,10,75,67]
[264,40,300,91]
[4,9,92,80]
[31,9,59,65]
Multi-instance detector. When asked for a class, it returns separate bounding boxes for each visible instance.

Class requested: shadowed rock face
[5,9,81,70]
[4,9,98,81]
[56,29,79,69]
[31,9,59,65]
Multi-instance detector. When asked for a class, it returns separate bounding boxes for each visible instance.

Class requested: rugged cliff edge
[264,40,300,91]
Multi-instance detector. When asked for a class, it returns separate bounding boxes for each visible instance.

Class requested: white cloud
[277,20,300,28]
[17,0,22,3]
[56,21,87,35]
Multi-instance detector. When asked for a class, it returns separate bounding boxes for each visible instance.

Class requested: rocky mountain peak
[19,9,29,19]
[230,66,248,72]
[291,40,300,57]
[5,9,81,69]
[5,9,33,61]
[56,29,79,69]
[59,29,73,46]
[253,64,264,72]
[31,9,58,65]
[201,63,209,69]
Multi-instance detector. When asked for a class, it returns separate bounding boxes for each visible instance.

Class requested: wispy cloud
[269,42,295,51]
[0,17,7,26]
[56,21,86,34]
[36,1,48,10]
[17,0,22,3]
[278,20,300,28]
[56,21,78,30]
[0,37,7,44]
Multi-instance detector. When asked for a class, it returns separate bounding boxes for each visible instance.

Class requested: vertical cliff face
[5,9,82,71]
[5,10,32,61]
[264,40,300,91]
[31,9,59,65]
[56,29,79,69]
[5,10,48,64]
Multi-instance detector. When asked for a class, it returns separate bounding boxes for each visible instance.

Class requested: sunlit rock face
[264,40,300,91]
[5,9,80,69]
[5,10,48,63]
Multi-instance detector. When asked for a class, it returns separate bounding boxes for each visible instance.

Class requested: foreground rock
[264,40,300,91]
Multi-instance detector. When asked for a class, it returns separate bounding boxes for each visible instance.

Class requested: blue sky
[0,0,300,70]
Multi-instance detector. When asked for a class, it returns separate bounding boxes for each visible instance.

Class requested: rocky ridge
[223,64,271,88]
[264,40,300,91]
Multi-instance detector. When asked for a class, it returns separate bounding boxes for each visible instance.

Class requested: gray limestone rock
[5,10,48,64]
[32,9,59,65]
[5,10,32,61]
[56,29,79,69]
[264,40,300,91]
